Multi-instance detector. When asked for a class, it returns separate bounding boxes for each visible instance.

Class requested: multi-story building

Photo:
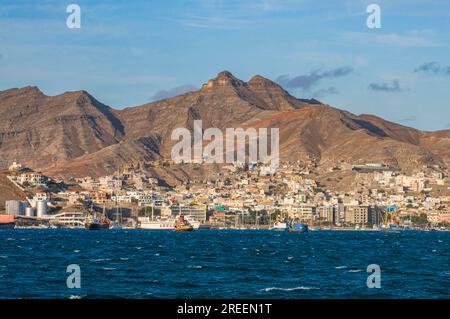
[171,205,207,223]
[5,200,28,216]
[344,205,371,225]
[99,176,122,191]
[16,172,46,187]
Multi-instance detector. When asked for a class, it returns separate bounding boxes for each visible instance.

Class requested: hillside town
[1,159,450,231]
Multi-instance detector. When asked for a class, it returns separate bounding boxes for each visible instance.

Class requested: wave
[90,258,111,262]
[348,269,363,273]
[335,266,347,269]
[188,265,203,269]
[261,286,319,292]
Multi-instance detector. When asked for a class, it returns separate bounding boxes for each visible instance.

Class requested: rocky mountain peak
[201,70,246,91]
[248,74,281,88]
[0,85,45,100]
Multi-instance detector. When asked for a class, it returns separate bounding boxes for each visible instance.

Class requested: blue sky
[0,0,449,131]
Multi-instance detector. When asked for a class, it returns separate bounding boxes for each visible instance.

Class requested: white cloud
[341,31,445,48]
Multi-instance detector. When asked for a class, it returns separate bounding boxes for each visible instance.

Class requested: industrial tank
[25,207,35,217]
[36,200,47,218]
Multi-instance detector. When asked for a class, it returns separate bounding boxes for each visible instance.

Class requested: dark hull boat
[85,222,110,230]
[0,222,15,229]
[0,215,16,229]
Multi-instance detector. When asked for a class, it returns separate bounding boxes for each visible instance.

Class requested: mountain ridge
[1,71,449,180]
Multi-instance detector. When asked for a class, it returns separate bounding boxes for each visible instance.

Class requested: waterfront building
[292,205,316,222]
[317,205,336,224]
[49,212,85,228]
[344,205,371,225]
[5,200,28,216]
[171,205,207,223]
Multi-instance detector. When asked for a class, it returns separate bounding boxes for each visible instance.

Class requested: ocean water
[0,229,449,299]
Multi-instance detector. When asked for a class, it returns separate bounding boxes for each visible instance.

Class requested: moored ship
[174,216,194,231]
[85,211,111,230]
[138,215,200,230]
[289,223,309,233]
[138,217,177,230]
[0,215,15,229]
[271,221,289,231]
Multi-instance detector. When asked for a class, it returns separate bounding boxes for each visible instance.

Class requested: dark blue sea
[0,229,449,299]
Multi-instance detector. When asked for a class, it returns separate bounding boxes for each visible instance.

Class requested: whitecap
[74,250,81,253]
[120,257,129,261]
[102,267,116,271]
[287,256,294,260]
[90,258,111,262]
[154,253,160,256]
[348,269,363,273]
[261,286,319,292]
[135,247,142,250]
[0,256,8,259]
[69,295,83,299]
[335,266,347,269]
[188,265,203,269]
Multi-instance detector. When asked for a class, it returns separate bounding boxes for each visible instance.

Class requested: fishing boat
[85,206,110,230]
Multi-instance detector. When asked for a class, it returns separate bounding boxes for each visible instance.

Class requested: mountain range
[1,71,449,182]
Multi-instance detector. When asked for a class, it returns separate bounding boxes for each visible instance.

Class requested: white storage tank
[25,207,35,217]
[36,200,47,218]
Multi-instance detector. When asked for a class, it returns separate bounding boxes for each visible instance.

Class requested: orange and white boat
[0,215,16,229]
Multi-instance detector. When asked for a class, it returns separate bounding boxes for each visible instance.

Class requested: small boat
[85,206,110,230]
[110,202,123,230]
[174,224,194,231]
[388,224,401,231]
[271,221,289,231]
[85,217,110,230]
[185,216,201,230]
[289,223,309,233]
[174,216,194,231]
[0,215,16,229]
